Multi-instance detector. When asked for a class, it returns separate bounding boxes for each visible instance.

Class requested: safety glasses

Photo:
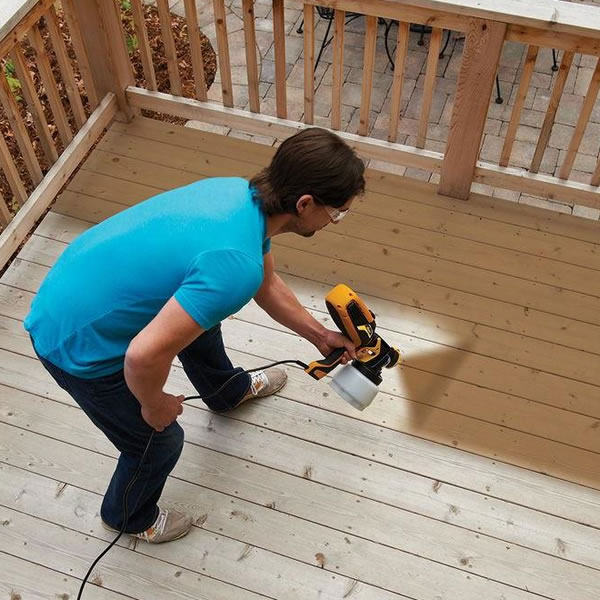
[314,198,349,223]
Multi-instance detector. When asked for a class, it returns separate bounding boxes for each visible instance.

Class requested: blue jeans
[35,323,250,533]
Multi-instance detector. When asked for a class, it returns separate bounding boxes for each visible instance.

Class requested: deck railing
[1,0,600,271]
[0,0,120,269]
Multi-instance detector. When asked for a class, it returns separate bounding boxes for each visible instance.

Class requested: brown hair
[250,128,365,216]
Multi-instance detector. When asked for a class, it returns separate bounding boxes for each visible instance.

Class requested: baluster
[131,0,158,91]
[530,51,574,174]
[388,21,409,143]
[417,27,442,149]
[303,4,315,124]
[500,45,538,167]
[10,44,59,163]
[242,0,260,112]
[331,9,345,130]
[358,15,377,136]
[559,56,600,180]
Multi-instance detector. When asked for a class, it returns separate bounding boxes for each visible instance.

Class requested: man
[25,127,365,544]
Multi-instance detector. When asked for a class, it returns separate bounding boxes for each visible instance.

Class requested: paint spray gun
[304,284,401,410]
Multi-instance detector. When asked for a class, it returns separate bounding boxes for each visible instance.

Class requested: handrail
[0,0,116,270]
[0,0,54,58]
[393,0,600,38]
[304,0,600,54]
[0,0,37,40]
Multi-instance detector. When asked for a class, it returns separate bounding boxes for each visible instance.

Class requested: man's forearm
[124,351,172,409]
[255,274,327,347]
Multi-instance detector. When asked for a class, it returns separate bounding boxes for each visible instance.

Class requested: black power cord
[77,359,308,599]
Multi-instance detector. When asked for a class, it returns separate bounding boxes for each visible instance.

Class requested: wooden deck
[1,116,600,599]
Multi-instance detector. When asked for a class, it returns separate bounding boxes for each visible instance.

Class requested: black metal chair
[297,8,367,73]
[382,20,559,105]
[298,13,560,105]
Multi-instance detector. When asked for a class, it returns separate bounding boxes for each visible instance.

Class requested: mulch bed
[0,3,217,225]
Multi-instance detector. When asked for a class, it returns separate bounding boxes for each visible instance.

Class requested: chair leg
[384,19,396,71]
[552,49,559,72]
[315,17,334,71]
[297,18,304,34]
[495,75,504,104]
[439,29,452,59]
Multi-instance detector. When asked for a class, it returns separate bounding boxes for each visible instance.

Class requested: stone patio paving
[167,0,600,219]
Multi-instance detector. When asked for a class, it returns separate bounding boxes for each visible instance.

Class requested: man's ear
[296,194,313,215]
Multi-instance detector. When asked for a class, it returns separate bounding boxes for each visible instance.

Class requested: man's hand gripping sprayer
[305,284,402,410]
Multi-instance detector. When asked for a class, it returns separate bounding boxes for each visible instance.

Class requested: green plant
[126,33,139,53]
[4,59,22,102]
[118,0,138,54]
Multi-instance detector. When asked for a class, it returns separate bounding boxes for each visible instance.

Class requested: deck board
[1,116,600,599]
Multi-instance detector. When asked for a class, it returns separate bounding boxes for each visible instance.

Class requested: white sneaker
[240,367,288,403]
[102,507,193,543]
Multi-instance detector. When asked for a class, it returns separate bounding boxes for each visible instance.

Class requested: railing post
[438,18,507,199]
[62,0,135,120]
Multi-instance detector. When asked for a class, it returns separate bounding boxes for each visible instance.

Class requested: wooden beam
[0,133,27,209]
[438,18,507,199]
[303,4,315,125]
[358,16,377,136]
[242,0,259,112]
[592,159,600,188]
[97,0,136,119]
[28,24,73,147]
[558,56,600,180]
[303,0,600,42]
[303,0,467,32]
[131,0,158,92]
[500,45,538,167]
[10,43,58,164]
[60,0,101,109]
[126,87,444,171]
[156,0,182,96]
[45,5,87,129]
[416,27,442,148]
[388,21,410,143]
[0,0,55,59]
[272,0,287,119]
[0,197,12,228]
[0,93,118,271]
[213,0,233,107]
[0,71,43,185]
[62,0,135,118]
[331,9,345,130]
[300,0,600,57]
[530,51,574,174]
[183,0,207,101]
[473,161,600,210]
[380,0,600,39]
[506,25,600,58]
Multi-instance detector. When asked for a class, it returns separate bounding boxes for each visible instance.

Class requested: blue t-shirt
[24,177,270,378]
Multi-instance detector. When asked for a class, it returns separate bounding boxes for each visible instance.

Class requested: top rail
[301,0,600,39]
[400,0,600,39]
[0,0,54,57]
[0,0,36,40]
